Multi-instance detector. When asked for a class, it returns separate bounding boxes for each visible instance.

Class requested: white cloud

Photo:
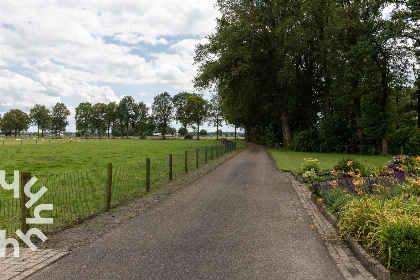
[0,69,60,111]
[0,0,221,131]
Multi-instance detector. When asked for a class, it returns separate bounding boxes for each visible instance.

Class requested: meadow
[0,137,227,176]
[0,137,239,235]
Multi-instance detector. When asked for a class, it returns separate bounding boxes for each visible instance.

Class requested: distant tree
[217,129,223,137]
[152,92,173,140]
[91,103,107,138]
[133,102,149,137]
[105,102,118,138]
[166,126,177,136]
[173,92,193,139]
[50,102,70,138]
[146,116,157,136]
[30,104,51,137]
[184,94,208,140]
[208,94,224,140]
[1,109,30,137]
[199,129,208,136]
[75,102,92,138]
[178,127,188,137]
[117,96,136,138]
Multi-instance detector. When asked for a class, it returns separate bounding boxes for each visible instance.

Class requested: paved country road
[29,144,347,280]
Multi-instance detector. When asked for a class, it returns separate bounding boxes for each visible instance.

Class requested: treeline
[195,0,420,154]
[0,92,223,139]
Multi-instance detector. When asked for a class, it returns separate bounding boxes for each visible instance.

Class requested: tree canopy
[194,0,420,154]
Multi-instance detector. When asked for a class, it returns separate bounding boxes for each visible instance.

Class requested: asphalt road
[29,144,345,280]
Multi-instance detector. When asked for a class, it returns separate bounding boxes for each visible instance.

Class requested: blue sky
[0,0,234,133]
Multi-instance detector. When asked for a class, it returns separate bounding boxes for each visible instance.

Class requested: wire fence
[0,142,237,236]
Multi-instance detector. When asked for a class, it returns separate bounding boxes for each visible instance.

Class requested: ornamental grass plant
[309,155,420,272]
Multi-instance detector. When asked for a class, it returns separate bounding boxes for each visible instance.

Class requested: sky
[0,0,232,133]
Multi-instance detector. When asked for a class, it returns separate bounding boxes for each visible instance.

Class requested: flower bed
[308,156,420,273]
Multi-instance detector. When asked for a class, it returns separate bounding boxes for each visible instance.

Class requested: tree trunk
[197,123,200,140]
[37,126,40,138]
[126,124,129,138]
[162,122,166,140]
[324,73,331,116]
[382,137,389,155]
[235,126,237,140]
[281,111,291,148]
[354,97,363,146]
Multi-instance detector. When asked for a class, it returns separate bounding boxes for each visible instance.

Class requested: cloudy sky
[0,0,227,133]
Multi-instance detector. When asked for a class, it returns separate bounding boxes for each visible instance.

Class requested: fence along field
[0,138,238,236]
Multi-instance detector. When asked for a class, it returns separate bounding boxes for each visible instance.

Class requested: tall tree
[133,102,149,137]
[105,102,118,138]
[1,109,30,137]
[91,103,107,138]
[50,102,70,138]
[75,102,92,138]
[185,94,208,140]
[152,92,173,140]
[117,96,136,138]
[173,92,193,139]
[30,104,50,137]
[207,94,224,140]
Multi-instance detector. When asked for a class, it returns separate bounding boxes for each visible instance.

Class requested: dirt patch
[35,147,245,252]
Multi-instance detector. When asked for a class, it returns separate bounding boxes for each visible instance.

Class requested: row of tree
[195,0,420,154]
[0,92,224,140]
[0,103,70,137]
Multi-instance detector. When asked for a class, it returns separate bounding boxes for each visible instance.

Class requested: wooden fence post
[216,145,219,158]
[106,163,112,210]
[20,172,31,234]
[146,158,150,192]
[205,147,208,164]
[185,151,188,173]
[169,154,173,181]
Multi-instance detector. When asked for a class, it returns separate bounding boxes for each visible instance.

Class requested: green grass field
[0,137,240,235]
[268,149,395,173]
[0,137,229,176]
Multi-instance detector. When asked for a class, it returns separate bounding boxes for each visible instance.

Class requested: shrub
[290,130,320,152]
[407,129,420,155]
[332,157,365,176]
[301,158,320,173]
[185,134,193,139]
[302,170,319,184]
[318,114,359,153]
[381,222,420,271]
